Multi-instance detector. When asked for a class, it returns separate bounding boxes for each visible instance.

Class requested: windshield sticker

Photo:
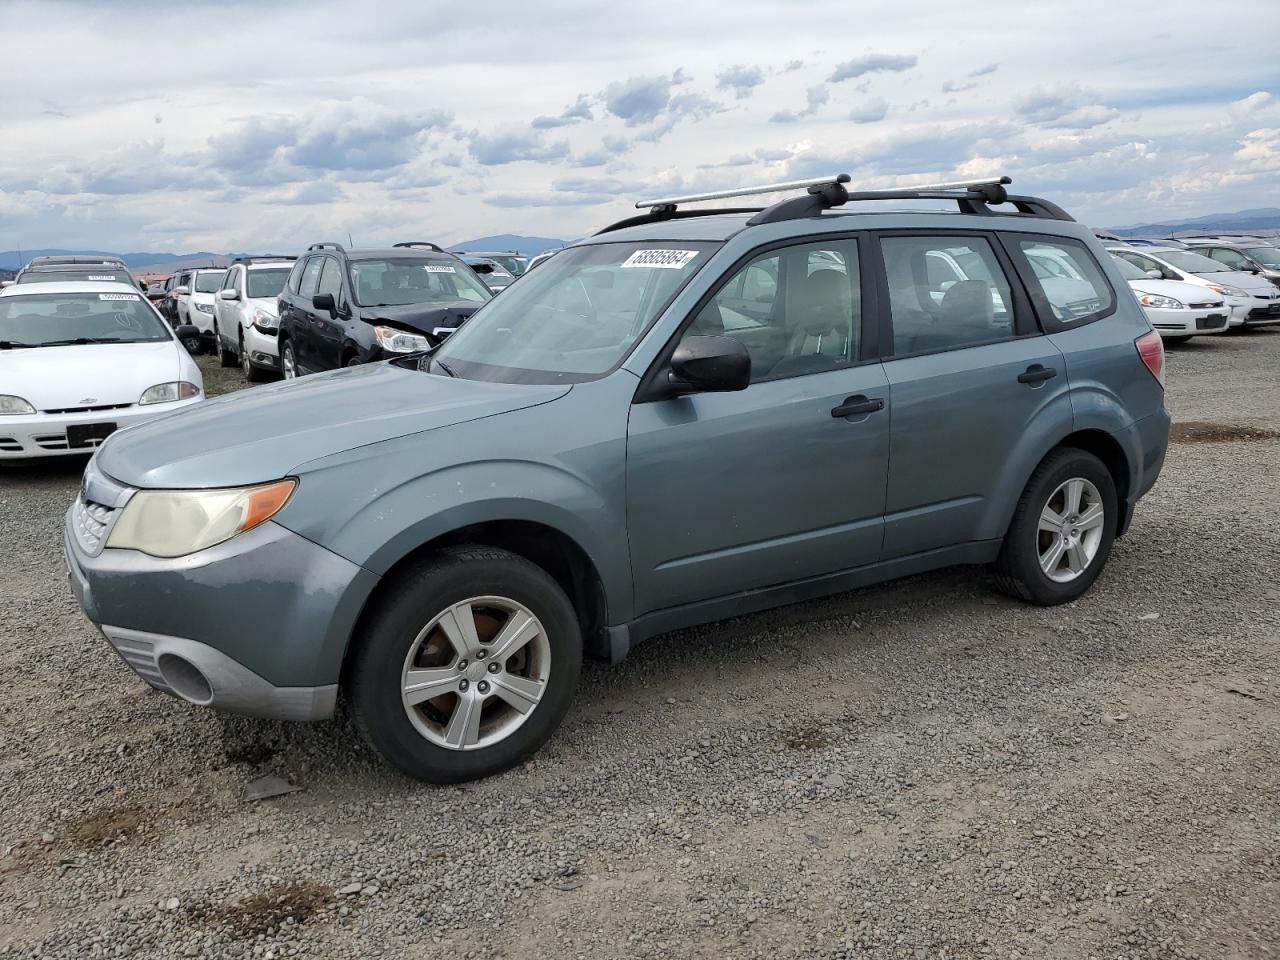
[423,265,456,273]
[98,293,140,301]
[87,275,119,280]
[621,249,700,270]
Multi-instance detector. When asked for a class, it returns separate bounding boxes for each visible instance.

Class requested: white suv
[214,257,296,381]
[175,268,227,352]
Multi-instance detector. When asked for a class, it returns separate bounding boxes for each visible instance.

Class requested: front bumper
[189,308,216,334]
[1145,305,1229,336]
[0,397,202,459]
[244,323,281,367]
[63,474,379,720]
[1244,300,1280,326]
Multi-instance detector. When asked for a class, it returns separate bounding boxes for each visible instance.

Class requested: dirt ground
[1,332,1277,959]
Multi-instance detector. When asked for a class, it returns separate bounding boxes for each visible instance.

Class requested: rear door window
[880,235,1015,355]
[298,257,323,297]
[1205,247,1251,271]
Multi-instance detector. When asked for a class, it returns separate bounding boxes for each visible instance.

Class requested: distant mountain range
[1107,208,1280,238]
[0,235,571,275]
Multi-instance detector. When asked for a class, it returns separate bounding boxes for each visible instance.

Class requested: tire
[348,546,582,783]
[995,447,1118,606]
[280,340,298,379]
[218,334,237,367]
[344,355,361,368]
[240,332,269,383]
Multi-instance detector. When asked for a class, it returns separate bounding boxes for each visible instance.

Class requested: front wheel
[995,448,1117,605]
[280,340,298,379]
[218,335,237,366]
[349,547,582,783]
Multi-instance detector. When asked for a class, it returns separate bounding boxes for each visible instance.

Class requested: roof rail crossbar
[393,241,445,252]
[231,255,297,265]
[307,242,345,252]
[594,207,766,236]
[635,174,852,210]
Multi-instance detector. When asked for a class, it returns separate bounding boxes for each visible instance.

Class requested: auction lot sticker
[423,265,456,273]
[621,249,700,269]
[98,293,140,301]
[87,275,119,280]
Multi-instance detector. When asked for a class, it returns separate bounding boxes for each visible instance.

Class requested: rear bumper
[1119,407,1170,536]
[0,398,202,459]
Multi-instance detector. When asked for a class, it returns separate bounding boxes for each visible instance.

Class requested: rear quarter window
[1010,235,1115,332]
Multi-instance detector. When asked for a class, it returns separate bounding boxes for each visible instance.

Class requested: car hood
[1126,278,1222,303]
[359,301,484,336]
[95,360,569,489]
[1190,269,1274,295]
[245,296,277,316]
[0,341,183,409]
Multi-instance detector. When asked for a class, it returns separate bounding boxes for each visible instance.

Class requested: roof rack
[307,242,345,252]
[596,173,1073,235]
[393,241,445,252]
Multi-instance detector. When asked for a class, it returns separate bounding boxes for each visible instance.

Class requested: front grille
[72,495,117,555]
[1188,302,1221,310]
[42,403,131,415]
[35,434,69,451]
[105,632,170,692]
[0,437,21,452]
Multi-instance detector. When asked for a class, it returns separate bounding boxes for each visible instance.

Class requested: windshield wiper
[0,340,31,349]
[35,337,126,347]
[432,356,457,378]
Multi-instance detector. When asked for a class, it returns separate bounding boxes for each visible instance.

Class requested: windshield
[246,268,291,299]
[1159,250,1231,274]
[487,255,526,275]
[431,241,720,384]
[194,271,226,293]
[1110,255,1147,281]
[1243,246,1280,268]
[17,271,129,284]
[0,292,171,347]
[350,257,492,307]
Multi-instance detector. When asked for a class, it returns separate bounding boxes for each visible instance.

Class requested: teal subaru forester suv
[65,176,1170,782]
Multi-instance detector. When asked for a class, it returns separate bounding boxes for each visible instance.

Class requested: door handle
[1017,364,1058,385]
[831,395,885,419]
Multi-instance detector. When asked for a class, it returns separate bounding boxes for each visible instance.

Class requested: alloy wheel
[240,333,252,378]
[282,343,296,379]
[1037,477,1105,583]
[399,596,551,751]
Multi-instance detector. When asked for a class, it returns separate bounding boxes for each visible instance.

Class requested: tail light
[1136,330,1164,387]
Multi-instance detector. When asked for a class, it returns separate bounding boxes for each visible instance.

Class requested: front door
[312,256,349,370]
[627,236,890,615]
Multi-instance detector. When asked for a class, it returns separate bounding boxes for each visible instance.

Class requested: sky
[1,0,1278,253]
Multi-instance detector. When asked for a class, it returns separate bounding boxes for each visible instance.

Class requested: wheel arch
[340,518,612,689]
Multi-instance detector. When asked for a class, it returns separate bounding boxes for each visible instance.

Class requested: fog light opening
[157,653,214,705]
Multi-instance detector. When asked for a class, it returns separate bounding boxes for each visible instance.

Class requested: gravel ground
[2,335,1278,960]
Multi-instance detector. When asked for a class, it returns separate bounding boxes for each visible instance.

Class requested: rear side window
[1015,238,1113,326]
[317,258,344,299]
[298,257,323,297]
[1204,247,1251,271]
[286,258,307,294]
[881,235,1015,355]
[220,266,239,292]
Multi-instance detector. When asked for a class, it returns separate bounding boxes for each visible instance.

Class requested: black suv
[276,242,493,378]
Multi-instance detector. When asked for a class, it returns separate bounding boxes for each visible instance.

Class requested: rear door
[874,231,1069,557]
[290,256,325,372]
[312,257,350,370]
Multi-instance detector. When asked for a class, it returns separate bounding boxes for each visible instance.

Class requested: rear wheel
[280,340,298,379]
[349,546,582,783]
[995,448,1117,605]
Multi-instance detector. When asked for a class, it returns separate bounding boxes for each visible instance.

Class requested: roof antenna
[348,232,354,248]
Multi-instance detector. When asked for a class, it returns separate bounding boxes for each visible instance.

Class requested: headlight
[373,325,430,353]
[0,394,36,415]
[106,479,296,557]
[1209,284,1247,298]
[1136,292,1183,309]
[139,381,201,405]
[251,307,278,331]
[194,303,215,314]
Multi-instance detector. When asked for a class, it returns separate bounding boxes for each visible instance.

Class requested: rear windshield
[246,268,291,299]
[349,258,492,307]
[193,271,226,293]
[0,292,171,347]
[18,271,129,284]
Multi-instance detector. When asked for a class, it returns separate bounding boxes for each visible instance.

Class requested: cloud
[485,192,610,208]
[848,97,889,123]
[467,127,570,165]
[941,80,975,94]
[532,95,594,129]
[278,181,344,205]
[604,72,683,125]
[783,59,805,73]
[1014,85,1117,129]
[716,64,765,100]
[769,84,829,124]
[285,107,452,172]
[1230,91,1275,118]
[829,54,917,82]
[969,63,999,77]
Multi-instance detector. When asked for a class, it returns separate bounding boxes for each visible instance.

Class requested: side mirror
[219,288,240,300]
[174,324,202,353]
[175,285,190,295]
[1144,269,1162,280]
[312,292,337,315]
[669,335,751,393]
[0,280,13,288]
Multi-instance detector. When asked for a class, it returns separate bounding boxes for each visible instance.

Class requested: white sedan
[1109,255,1230,342]
[0,281,204,458]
